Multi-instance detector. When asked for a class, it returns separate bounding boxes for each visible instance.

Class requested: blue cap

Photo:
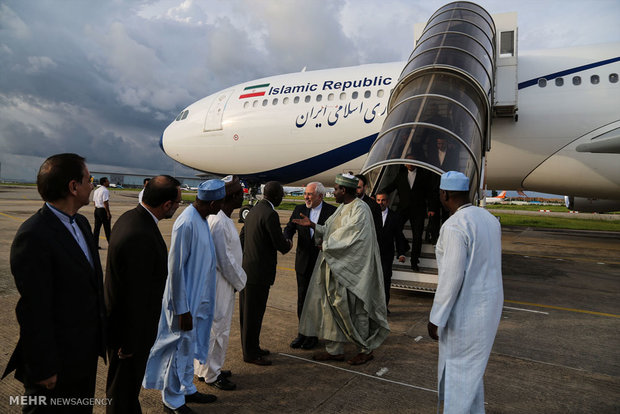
[440,171,469,191]
[197,179,225,201]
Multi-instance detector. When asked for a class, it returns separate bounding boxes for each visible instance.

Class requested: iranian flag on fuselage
[239,83,269,99]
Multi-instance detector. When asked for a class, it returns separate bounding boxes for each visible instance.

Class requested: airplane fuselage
[161,43,620,199]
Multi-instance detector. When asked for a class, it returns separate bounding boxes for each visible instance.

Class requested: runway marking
[277,266,296,272]
[279,352,437,394]
[0,211,24,222]
[504,300,620,318]
[503,306,549,315]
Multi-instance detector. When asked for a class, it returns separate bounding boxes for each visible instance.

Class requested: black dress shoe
[163,404,195,414]
[290,334,306,348]
[220,369,232,378]
[258,348,270,356]
[301,336,318,349]
[208,373,236,391]
[185,391,217,404]
[244,356,272,366]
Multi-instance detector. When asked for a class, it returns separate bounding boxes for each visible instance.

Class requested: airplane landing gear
[238,182,260,223]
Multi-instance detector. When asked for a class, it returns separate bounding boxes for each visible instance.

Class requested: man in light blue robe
[428,172,503,414]
[143,179,225,414]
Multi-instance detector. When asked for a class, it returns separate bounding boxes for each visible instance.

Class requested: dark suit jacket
[240,199,292,286]
[361,194,383,238]
[104,204,168,355]
[4,204,106,384]
[283,201,337,275]
[378,209,410,260]
[381,166,434,216]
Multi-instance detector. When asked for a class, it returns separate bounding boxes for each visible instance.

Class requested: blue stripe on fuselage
[238,133,378,184]
[518,56,620,89]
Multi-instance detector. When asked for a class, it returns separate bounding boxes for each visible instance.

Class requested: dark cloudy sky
[1,0,619,181]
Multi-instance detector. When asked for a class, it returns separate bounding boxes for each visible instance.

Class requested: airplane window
[272,98,278,105]
[352,91,358,99]
[555,78,564,87]
[591,75,600,85]
[243,101,250,109]
[304,95,311,103]
[500,31,515,57]
[294,96,300,104]
[340,92,346,100]
[537,78,547,88]
[316,94,322,102]
[180,110,189,120]
[253,100,258,108]
[283,97,289,104]
[364,90,371,98]
[377,89,385,97]
[610,73,619,83]
[573,76,581,86]
[328,93,334,101]
[262,99,268,106]
[175,112,182,121]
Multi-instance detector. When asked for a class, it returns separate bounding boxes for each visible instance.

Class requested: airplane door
[204,89,233,131]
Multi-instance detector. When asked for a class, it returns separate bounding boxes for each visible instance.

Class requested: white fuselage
[161,43,620,199]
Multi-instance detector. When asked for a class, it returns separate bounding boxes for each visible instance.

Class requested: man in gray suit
[239,181,292,365]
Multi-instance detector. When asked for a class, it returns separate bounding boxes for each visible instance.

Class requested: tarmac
[0,185,619,413]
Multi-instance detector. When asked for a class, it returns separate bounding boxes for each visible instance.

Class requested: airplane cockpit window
[352,91,358,99]
[294,96,300,104]
[316,94,323,102]
[555,77,564,87]
[591,75,600,85]
[304,95,311,103]
[573,76,581,86]
[377,90,385,98]
[262,99,268,107]
[175,110,189,121]
[364,90,371,98]
[610,73,619,83]
[272,98,278,105]
[537,78,547,88]
[340,92,346,100]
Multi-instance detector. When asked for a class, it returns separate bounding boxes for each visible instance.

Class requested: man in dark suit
[239,181,292,365]
[381,158,436,272]
[283,182,336,350]
[104,175,181,413]
[427,137,459,243]
[356,175,382,238]
[3,153,106,413]
[375,192,409,308]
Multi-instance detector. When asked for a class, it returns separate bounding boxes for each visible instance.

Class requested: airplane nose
[159,132,165,154]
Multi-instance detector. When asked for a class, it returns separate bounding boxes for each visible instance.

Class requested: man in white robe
[428,171,503,414]
[195,176,247,391]
[143,179,225,414]
[294,173,389,365]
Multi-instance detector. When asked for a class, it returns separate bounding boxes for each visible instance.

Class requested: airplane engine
[565,196,620,213]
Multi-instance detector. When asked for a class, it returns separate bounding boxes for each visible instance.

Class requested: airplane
[159,2,620,221]
[484,190,507,204]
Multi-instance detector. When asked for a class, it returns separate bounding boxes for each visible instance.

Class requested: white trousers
[194,279,235,383]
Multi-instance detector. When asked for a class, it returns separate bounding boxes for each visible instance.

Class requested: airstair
[361,2,514,292]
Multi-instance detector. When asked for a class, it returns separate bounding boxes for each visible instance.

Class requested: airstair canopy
[361,1,495,201]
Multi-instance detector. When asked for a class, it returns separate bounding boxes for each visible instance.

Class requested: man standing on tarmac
[143,179,225,414]
[428,171,503,413]
[93,176,111,249]
[284,182,336,350]
[195,176,247,391]
[105,175,182,413]
[294,173,389,366]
